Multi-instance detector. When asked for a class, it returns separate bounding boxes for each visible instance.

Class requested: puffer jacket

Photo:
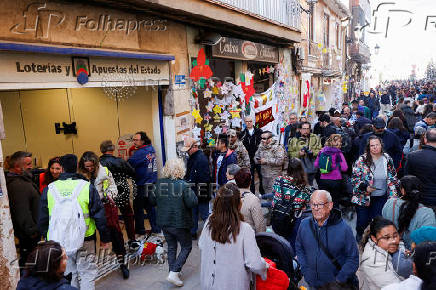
[229,140,251,169]
[254,139,286,193]
[149,178,198,229]
[288,133,322,159]
[351,153,399,206]
[6,172,40,240]
[360,239,402,290]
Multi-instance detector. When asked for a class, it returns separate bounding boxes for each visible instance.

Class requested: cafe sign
[212,37,279,63]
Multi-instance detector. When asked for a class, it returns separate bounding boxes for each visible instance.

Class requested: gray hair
[311,190,332,202]
[9,151,32,168]
[162,158,186,179]
[227,164,241,176]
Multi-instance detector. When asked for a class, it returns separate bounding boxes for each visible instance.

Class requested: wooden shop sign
[212,37,279,63]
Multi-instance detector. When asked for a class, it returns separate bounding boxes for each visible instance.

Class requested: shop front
[0,0,185,168]
[0,48,171,167]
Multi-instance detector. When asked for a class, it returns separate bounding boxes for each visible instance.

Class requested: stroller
[255,232,302,290]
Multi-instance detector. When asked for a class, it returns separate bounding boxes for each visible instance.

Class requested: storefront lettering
[15,62,162,77]
[75,15,167,35]
[219,40,239,54]
[16,62,64,74]
[212,37,279,63]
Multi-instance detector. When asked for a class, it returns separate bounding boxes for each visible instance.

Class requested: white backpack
[48,180,88,255]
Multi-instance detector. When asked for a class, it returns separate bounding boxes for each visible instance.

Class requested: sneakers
[120,264,129,280]
[128,240,141,252]
[166,271,183,287]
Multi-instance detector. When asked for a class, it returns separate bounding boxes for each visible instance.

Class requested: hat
[180,137,199,152]
[227,129,237,137]
[410,226,436,245]
[372,117,386,129]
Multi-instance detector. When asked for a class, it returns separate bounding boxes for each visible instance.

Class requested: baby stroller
[255,232,302,290]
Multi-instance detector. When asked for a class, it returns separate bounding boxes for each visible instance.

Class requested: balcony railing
[206,0,301,30]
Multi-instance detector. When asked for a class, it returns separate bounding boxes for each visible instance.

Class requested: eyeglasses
[377,232,400,242]
[310,202,329,209]
[261,137,271,140]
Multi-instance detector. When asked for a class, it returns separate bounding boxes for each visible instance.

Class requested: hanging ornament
[220,111,230,120]
[204,123,213,131]
[191,109,201,119]
[102,73,137,101]
[204,88,212,99]
[195,116,203,124]
[204,113,211,122]
[190,48,213,82]
[213,105,222,114]
[191,126,202,139]
[214,126,222,135]
[207,138,216,146]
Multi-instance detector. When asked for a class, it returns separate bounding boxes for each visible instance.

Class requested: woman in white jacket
[359,216,411,290]
[199,183,267,290]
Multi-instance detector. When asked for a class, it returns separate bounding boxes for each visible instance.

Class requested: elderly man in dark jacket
[296,190,359,289]
[405,128,436,207]
[359,117,403,169]
[182,137,211,239]
[240,116,264,194]
[6,151,40,267]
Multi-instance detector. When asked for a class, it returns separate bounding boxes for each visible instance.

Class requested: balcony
[349,41,370,64]
[206,0,301,30]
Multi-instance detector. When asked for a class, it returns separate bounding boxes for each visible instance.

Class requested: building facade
[0,0,302,285]
[297,0,350,114]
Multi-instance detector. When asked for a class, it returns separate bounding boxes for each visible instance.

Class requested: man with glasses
[240,116,264,194]
[295,190,359,289]
[283,113,299,149]
[181,137,210,240]
[254,131,286,194]
[288,122,322,185]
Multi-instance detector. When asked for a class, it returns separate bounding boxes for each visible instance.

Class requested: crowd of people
[5,79,436,290]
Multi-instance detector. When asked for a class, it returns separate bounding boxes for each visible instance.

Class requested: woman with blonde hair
[314,134,348,207]
[149,158,198,287]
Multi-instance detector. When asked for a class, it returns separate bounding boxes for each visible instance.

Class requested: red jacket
[256,258,289,290]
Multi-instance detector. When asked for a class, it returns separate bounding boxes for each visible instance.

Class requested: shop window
[247,62,275,93]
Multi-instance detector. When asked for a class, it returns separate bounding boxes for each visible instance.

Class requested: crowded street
[0,0,435,290]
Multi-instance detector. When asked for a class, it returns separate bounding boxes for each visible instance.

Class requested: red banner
[255,107,275,129]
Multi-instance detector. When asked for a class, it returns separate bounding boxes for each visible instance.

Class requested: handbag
[300,136,317,174]
[309,220,358,289]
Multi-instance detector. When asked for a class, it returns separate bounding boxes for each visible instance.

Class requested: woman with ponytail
[382,175,436,249]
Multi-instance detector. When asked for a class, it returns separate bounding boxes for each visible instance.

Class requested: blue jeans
[134,185,160,234]
[191,201,210,235]
[356,195,388,241]
[162,227,192,272]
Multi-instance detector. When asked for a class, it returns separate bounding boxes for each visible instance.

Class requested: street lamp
[374,44,380,55]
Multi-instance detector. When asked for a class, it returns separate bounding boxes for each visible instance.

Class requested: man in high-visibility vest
[39,154,111,290]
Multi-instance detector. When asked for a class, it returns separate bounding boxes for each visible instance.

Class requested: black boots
[120,263,129,279]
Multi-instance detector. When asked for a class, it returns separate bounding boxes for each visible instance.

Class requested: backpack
[48,180,88,255]
[271,179,300,237]
[318,152,334,174]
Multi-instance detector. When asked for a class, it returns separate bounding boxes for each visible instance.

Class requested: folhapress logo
[10,2,65,39]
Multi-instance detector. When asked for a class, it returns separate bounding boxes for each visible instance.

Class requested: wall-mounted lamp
[374,44,380,55]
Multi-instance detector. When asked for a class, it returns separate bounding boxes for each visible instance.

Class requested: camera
[301,146,313,156]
